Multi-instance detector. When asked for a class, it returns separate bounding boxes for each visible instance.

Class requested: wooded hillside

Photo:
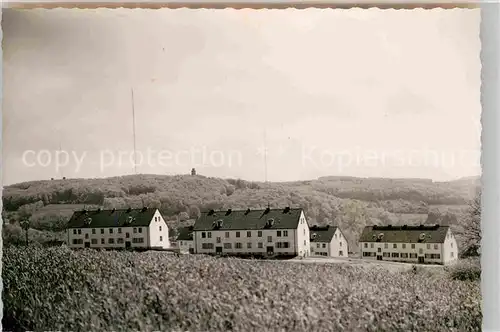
[2,174,480,251]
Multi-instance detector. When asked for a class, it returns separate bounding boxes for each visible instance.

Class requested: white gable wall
[296,211,310,257]
[148,209,170,249]
[442,229,458,265]
[329,228,348,258]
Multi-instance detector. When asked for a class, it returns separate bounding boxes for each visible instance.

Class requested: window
[303,228,305,235]
[133,238,145,244]
[91,239,97,244]
[159,236,163,241]
[411,244,415,249]
[340,242,342,247]
[258,243,263,248]
[133,228,137,234]
[216,237,221,243]
[419,248,423,254]
[247,231,251,237]
[202,243,214,249]
[258,231,262,237]
[101,229,104,234]
[391,253,399,258]
[377,248,381,252]
[339,251,343,256]
[225,232,230,238]
[434,244,438,250]
[267,236,272,243]
[334,234,337,239]
[73,229,77,234]
[117,238,124,244]
[101,238,105,244]
[277,231,282,237]
[126,233,130,238]
[159,226,162,232]
[451,252,454,258]
[72,239,77,244]
[370,243,374,248]
[435,254,441,259]
[280,242,290,248]
[138,228,142,233]
[109,228,113,234]
[393,244,397,249]
[283,231,288,237]
[364,243,368,248]
[236,232,240,238]
[317,243,320,248]
[109,238,115,244]
[383,253,390,257]
[451,242,453,248]
[235,243,242,249]
[384,243,388,249]
[207,232,212,238]
[247,243,252,249]
[425,254,431,259]
[410,253,417,258]
[401,253,408,258]
[118,228,122,234]
[322,243,326,248]
[224,243,232,249]
[202,232,206,238]
[304,240,306,246]
[78,229,82,235]
[85,233,89,239]
[402,244,406,249]
[92,229,96,234]
[426,244,431,249]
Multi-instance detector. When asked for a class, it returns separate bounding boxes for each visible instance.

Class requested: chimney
[225,209,232,216]
[111,208,116,214]
[141,207,148,212]
[264,207,271,215]
[283,207,291,214]
[126,207,132,213]
[244,208,251,215]
[97,208,101,213]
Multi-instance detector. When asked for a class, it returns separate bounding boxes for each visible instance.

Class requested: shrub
[447,258,481,282]
[3,247,481,331]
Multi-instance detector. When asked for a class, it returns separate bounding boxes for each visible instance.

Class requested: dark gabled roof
[177,226,194,241]
[193,207,303,231]
[67,208,157,229]
[359,225,450,244]
[310,225,338,243]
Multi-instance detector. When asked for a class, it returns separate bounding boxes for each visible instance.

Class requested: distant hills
[2,174,480,250]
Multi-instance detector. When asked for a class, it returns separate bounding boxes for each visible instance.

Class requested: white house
[310,225,348,257]
[66,207,170,250]
[176,226,194,254]
[192,207,310,258]
[358,224,458,265]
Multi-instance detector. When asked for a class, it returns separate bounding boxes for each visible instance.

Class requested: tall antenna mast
[131,88,138,175]
[59,141,64,179]
[263,128,270,209]
[263,128,268,183]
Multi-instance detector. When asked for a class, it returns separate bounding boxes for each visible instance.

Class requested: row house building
[310,225,348,257]
[358,224,458,265]
[66,207,170,250]
[192,207,311,258]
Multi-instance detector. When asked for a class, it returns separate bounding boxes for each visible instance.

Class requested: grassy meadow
[3,247,481,332]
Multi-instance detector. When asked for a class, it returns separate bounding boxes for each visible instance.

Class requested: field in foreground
[3,248,481,332]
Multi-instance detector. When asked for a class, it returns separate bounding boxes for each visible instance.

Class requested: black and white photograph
[2,8,482,331]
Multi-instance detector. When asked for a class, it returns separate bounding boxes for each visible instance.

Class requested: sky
[3,8,481,185]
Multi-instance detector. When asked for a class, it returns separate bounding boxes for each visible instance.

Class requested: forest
[2,173,480,252]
